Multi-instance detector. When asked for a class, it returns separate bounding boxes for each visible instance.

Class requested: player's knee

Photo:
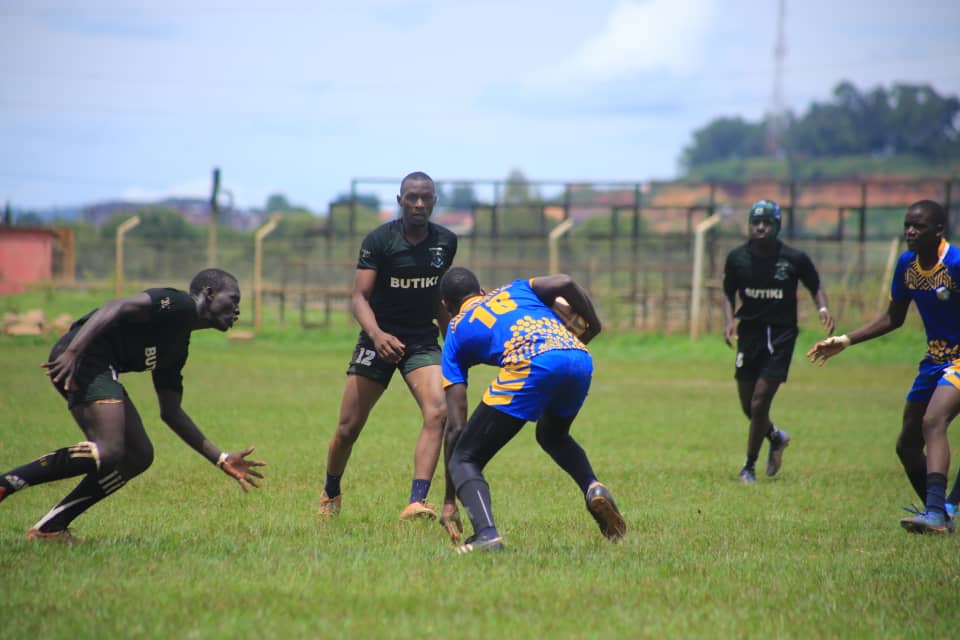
[125,440,154,477]
[895,434,922,460]
[449,455,475,493]
[422,402,446,432]
[920,413,948,438]
[94,439,126,473]
[334,418,364,446]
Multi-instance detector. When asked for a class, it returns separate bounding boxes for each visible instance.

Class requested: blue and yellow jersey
[441,278,587,388]
[891,239,960,364]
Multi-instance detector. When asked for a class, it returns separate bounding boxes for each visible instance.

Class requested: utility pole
[208,167,220,267]
[766,0,787,156]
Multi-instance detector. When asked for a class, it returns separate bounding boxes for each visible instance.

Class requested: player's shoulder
[365,219,401,240]
[429,221,458,243]
[943,241,960,266]
[778,241,809,261]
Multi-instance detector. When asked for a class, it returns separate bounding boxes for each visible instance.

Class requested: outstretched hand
[806,335,850,367]
[219,447,266,492]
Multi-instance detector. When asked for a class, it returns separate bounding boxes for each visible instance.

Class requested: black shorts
[49,332,126,409]
[734,324,798,384]
[346,331,441,387]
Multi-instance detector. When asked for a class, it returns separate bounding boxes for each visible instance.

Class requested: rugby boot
[399,501,437,521]
[26,527,81,544]
[585,481,626,542]
[455,533,505,554]
[738,468,757,485]
[766,429,790,477]
[317,491,342,517]
[900,509,954,534]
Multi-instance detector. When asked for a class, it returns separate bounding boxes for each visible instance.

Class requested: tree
[447,182,477,210]
[681,117,765,170]
[100,206,199,241]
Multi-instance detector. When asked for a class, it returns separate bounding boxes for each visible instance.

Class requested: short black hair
[400,171,434,194]
[908,199,947,228]
[189,268,238,295]
[439,266,481,312]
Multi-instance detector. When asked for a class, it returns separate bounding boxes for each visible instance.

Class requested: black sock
[324,473,342,499]
[409,479,431,504]
[34,469,125,533]
[925,472,947,516]
[458,477,495,533]
[1,442,99,495]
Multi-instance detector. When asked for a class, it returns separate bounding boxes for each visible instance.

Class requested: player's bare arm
[721,294,737,348]
[42,292,153,390]
[440,382,469,542]
[351,268,405,362]
[531,274,602,343]
[807,298,908,365]
[156,388,265,491]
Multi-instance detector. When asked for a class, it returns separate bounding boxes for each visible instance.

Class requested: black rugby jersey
[357,219,457,337]
[722,240,821,327]
[69,288,197,393]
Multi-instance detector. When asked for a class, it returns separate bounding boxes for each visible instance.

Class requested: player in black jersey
[0,268,265,542]
[722,200,834,484]
[318,172,460,535]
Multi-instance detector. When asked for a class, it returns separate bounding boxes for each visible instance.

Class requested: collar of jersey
[460,294,485,314]
[913,238,949,276]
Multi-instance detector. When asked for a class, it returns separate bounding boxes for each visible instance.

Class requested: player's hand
[440,501,463,543]
[372,330,405,364]
[723,322,737,349]
[218,447,266,492]
[806,335,850,366]
[42,349,81,391]
[819,308,836,335]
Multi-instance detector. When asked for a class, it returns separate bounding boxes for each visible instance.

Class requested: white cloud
[562,0,717,82]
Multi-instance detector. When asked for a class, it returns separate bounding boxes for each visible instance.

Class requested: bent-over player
[0,268,265,541]
[438,267,625,553]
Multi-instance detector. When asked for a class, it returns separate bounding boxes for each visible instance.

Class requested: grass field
[1,301,959,638]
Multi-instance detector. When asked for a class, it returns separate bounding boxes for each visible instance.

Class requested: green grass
[1,321,959,639]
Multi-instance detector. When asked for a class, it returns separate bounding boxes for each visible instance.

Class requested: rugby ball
[552,296,588,338]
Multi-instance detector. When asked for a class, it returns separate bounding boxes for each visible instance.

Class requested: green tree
[681,117,766,170]
[100,206,199,240]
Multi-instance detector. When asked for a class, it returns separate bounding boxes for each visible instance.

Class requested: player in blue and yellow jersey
[437,267,625,553]
[808,200,960,534]
[0,268,265,542]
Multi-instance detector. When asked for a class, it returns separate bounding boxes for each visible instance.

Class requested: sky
[2,0,959,213]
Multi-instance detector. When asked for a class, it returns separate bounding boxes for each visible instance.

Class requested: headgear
[748,200,782,236]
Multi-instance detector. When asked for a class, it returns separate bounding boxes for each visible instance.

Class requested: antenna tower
[766,0,787,155]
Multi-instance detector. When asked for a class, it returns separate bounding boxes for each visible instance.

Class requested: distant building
[0,227,56,294]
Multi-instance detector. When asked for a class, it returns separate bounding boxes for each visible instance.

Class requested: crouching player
[0,268,265,542]
[437,267,626,553]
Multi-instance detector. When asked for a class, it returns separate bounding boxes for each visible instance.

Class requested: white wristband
[818,306,829,314]
[831,334,851,348]
[216,452,229,468]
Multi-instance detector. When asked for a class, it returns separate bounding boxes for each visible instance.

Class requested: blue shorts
[906,358,960,403]
[481,348,593,422]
